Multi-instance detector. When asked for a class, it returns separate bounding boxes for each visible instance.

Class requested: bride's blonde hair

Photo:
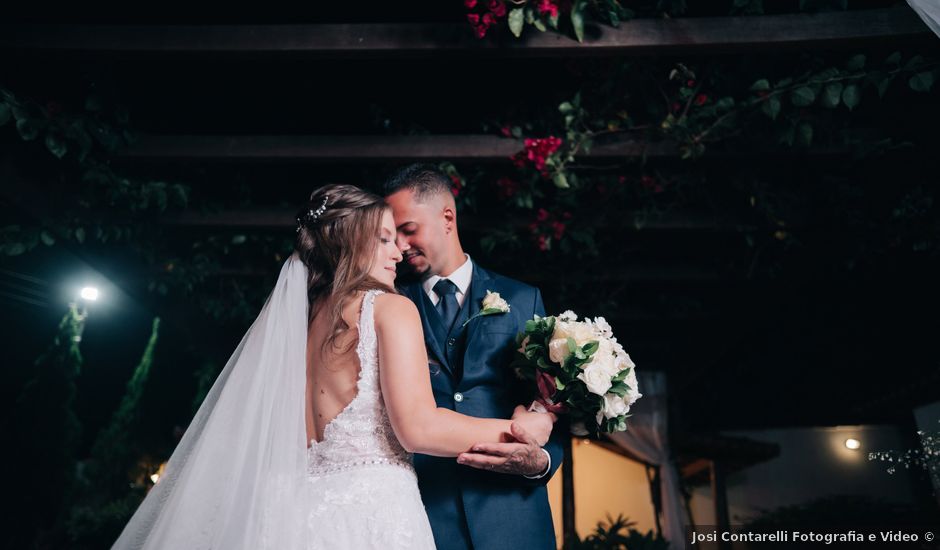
[294,184,395,352]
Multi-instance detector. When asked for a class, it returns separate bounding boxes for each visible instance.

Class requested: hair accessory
[296,195,329,233]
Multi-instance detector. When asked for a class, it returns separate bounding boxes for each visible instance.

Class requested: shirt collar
[422,254,473,297]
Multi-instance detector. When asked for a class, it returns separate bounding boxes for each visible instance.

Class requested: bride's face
[369,209,403,287]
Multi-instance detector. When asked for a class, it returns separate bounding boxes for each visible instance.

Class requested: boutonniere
[462,290,510,327]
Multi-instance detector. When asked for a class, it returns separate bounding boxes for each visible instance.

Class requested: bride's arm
[375,293,527,457]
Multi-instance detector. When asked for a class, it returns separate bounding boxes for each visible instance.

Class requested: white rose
[551,320,572,342]
[594,317,613,338]
[599,392,630,420]
[623,367,642,406]
[569,322,596,347]
[548,338,570,365]
[558,310,578,322]
[587,343,619,378]
[577,362,613,396]
[482,290,510,312]
[614,351,635,373]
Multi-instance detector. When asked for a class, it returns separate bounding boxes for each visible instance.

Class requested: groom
[385,164,565,550]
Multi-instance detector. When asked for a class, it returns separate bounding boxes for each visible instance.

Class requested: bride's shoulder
[373,292,419,326]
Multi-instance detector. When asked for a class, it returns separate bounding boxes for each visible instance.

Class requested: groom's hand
[457,422,549,476]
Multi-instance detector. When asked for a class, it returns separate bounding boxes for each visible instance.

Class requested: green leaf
[16,118,40,141]
[45,133,68,159]
[40,230,55,246]
[0,103,10,127]
[5,243,26,256]
[566,337,578,354]
[797,121,813,147]
[750,79,770,92]
[842,84,860,110]
[571,1,586,43]
[884,51,901,66]
[877,75,895,98]
[821,82,843,108]
[555,377,566,390]
[508,8,525,37]
[581,340,599,356]
[533,19,547,32]
[552,172,570,189]
[790,87,816,107]
[761,97,781,120]
[75,227,86,244]
[909,72,934,93]
[558,101,574,114]
[845,54,866,71]
[231,234,247,245]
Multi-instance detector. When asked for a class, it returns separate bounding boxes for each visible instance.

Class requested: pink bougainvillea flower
[489,0,507,17]
[465,0,478,8]
[694,94,708,106]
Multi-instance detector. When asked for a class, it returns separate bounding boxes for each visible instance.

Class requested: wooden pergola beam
[0,7,928,56]
[159,207,754,231]
[117,134,850,162]
[118,134,675,162]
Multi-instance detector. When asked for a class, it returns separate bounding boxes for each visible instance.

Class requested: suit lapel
[401,283,451,375]
[462,263,492,350]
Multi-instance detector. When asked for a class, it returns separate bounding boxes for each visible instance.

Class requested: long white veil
[112,253,309,549]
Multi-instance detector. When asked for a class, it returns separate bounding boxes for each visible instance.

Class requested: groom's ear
[442,204,457,234]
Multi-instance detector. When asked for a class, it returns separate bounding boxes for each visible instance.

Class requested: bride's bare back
[305,293,365,446]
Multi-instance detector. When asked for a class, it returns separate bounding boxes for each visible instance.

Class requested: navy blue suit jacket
[400,262,565,550]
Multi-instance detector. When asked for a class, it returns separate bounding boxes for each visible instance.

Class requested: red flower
[671,102,681,113]
[451,185,461,197]
[489,0,507,17]
[694,94,708,106]
[537,234,550,251]
[551,221,566,240]
[686,79,696,87]
[527,222,539,233]
[536,0,560,17]
[522,136,563,172]
[482,12,495,26]
[465,0,477,7]
[536,208,550,222]
[500,125,512,137]
[467,13,480,24]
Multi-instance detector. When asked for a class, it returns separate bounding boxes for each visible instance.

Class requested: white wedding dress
[112,256,436,549]
[302,289,436,549]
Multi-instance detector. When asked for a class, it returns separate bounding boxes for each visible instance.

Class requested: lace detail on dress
[306,289,412,476]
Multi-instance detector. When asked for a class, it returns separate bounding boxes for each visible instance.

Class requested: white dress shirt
[422,254,473,307]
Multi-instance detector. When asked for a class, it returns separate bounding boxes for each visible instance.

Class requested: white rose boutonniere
[462,290,510,327]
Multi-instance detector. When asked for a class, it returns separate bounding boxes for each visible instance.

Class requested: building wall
[688,424,920,526]
[547,438,657,546]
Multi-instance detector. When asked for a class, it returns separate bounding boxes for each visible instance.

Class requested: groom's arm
[457,287,567,485]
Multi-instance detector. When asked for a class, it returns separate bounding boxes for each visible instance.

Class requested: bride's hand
[510,405,553,446]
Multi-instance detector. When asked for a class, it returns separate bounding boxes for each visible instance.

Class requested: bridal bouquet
[513,311,641,435]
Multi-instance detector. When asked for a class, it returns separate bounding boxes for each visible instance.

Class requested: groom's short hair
[383,163,452,203]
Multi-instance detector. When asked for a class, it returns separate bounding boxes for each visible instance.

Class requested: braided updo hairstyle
[294,184,395,352]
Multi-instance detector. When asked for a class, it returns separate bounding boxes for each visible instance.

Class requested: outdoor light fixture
[80,286,99,301]
[844,438,861,450]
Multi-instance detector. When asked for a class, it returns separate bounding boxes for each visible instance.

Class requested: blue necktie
[433,279,460,333]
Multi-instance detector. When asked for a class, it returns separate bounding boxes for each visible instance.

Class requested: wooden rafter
[0,7,928,56]
[115,134,852,162]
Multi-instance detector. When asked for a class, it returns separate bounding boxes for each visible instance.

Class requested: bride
[111,184,553,549]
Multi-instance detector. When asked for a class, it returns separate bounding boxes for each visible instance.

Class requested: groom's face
[386,188,448,278]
